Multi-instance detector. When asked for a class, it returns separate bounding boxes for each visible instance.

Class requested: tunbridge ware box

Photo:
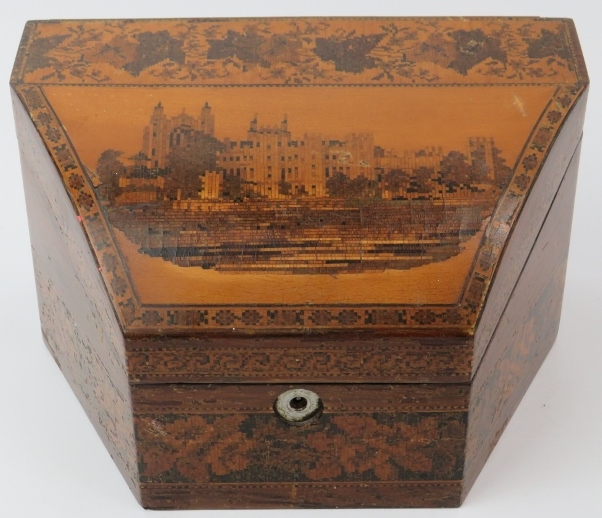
[11,17,588,509]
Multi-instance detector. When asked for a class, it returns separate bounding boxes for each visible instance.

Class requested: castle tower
[143,101,169,169]
[280,114,288,133]
[249,114,258,133]
[468,137,495,181]
[200,102,215,136]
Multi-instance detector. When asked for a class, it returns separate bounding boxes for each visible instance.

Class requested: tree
[347,176,380,198]
[383,169,409,196]
[326,173,380,198]
[166,133,223,198]
[439,151,473,184]
[410,167,434,194]
[278,180,292,196]
[326,172,350,197]
[96,149,125,201]
[222,174,244,200]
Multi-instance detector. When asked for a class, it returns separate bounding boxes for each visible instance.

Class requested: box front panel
[133,383,468,508]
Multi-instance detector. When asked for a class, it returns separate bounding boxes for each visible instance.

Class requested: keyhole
[274,389,322,425]
[289,396,308,411]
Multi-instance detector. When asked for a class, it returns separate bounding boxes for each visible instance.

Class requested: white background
[1,1,601,516]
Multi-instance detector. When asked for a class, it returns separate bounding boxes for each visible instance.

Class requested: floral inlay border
[12,18,584,87]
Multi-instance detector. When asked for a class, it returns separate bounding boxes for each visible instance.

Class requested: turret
[151,101,164,121]
[200,102,215,136]
[249,114,258,133]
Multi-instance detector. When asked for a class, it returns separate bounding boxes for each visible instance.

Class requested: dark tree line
[166,133,224,199]
[96,139,512,203]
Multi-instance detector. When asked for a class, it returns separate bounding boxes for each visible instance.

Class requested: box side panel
[473,90,587,372]
[132,383,468,509]
[462,139,582,499]
[12,88,140,499]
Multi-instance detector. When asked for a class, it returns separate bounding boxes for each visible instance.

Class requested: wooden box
[11,17,588,509]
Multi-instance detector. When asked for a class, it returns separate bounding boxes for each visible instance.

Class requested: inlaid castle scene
[95,102,513,274]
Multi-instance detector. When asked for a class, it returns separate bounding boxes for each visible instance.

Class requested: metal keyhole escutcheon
[274,388,323,425]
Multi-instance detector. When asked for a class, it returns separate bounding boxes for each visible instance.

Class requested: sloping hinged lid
[11,17,588,336]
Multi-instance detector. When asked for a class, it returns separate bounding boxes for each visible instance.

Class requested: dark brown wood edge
[141,480,461,509]
[139,480,463,509]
